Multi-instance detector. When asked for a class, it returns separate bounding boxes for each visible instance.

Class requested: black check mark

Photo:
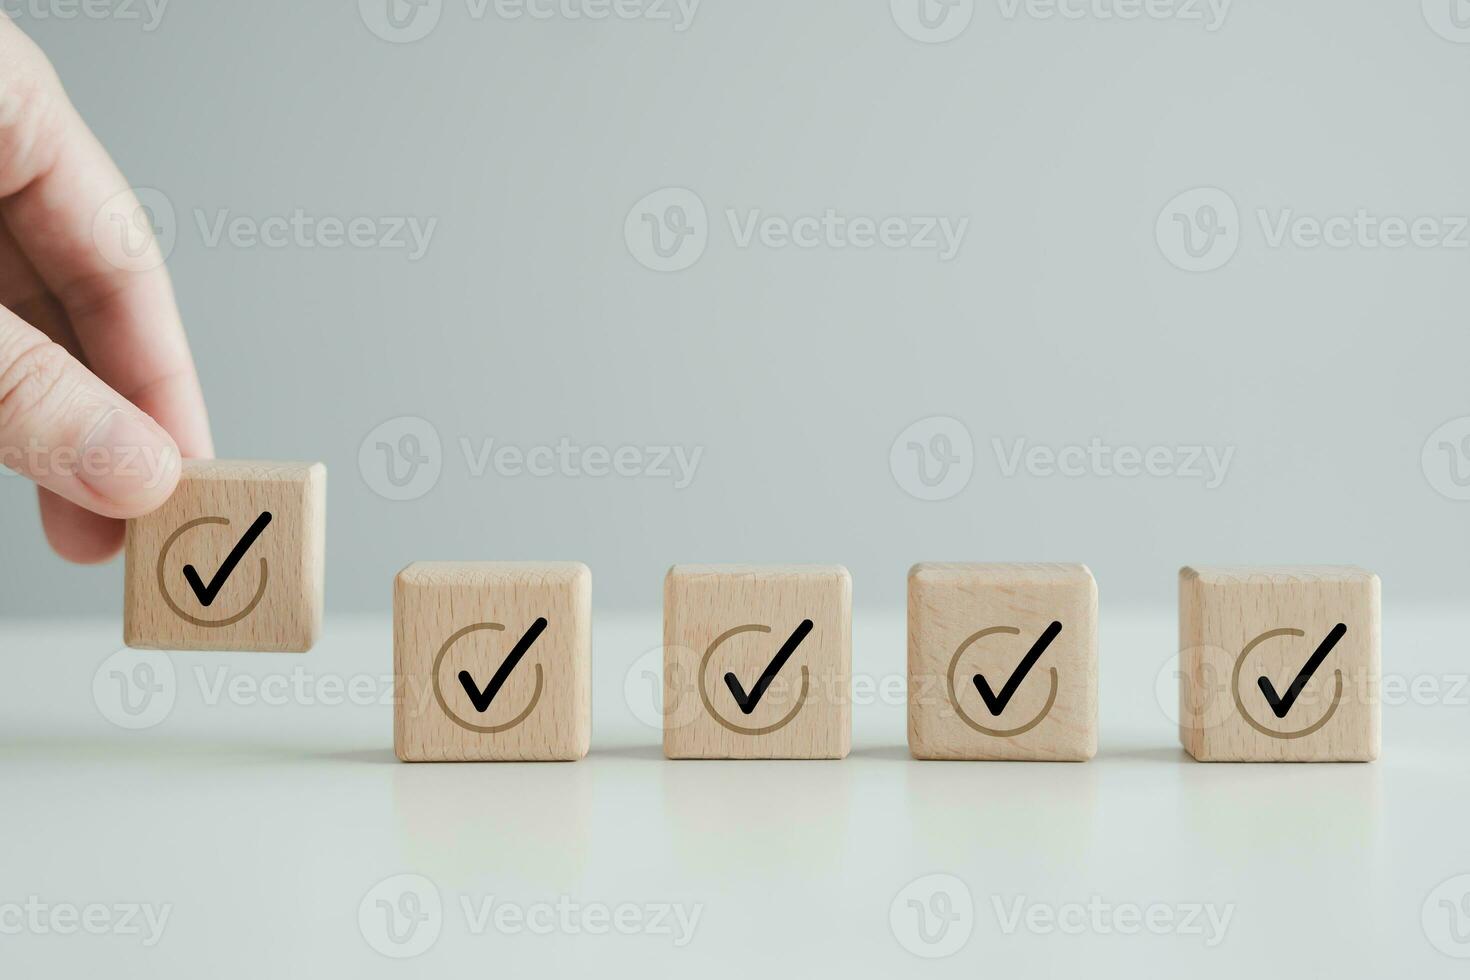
[723,619,813,715]
[972,620,1062,716]
[181,512,273,607]
[458,618,548,713]
[1257,623,1346,719]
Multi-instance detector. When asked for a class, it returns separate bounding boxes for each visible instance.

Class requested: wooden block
[394,562,591,762]
[907,563,1097,761]
[123,460,325,653]
[663,564,850,759]
[1178,566,1380,762]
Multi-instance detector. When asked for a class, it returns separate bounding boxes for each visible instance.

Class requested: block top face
[397,562,590,589]
[911,562,1095,588]
[668,564,851,585]
[179,459,323,483]
[1182,566,1377,588]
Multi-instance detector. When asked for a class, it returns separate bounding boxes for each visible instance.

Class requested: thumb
[0,306,181,517]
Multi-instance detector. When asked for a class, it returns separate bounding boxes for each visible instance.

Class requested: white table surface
[1,607,1467,976]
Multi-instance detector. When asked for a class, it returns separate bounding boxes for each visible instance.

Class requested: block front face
[394,562,591,762]
[1178,566,1380,762]
[663,565,851,759]
[123,460,325,653]
[908,563,1097,762]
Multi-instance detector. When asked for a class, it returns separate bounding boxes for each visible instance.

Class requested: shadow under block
[663,564,851,760]
[1178,566,1380,762]
[123,460,325,653]
[394,562,591,762]
[907,563,1098,761]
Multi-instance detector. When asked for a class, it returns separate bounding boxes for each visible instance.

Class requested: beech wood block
[1178,565,1380,762]
[394,562,591,762]
[663,564,851,760]
[908,563,1098,761]
[123,459,325,653]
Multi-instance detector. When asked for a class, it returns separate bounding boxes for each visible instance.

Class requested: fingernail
[79,408,181,507]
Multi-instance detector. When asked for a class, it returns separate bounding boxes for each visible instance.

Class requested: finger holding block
[123,460,326,653]
[908,563,1098,762]
[1178,566,1380,762]
[663,564,851,760]
[394,562,591,763]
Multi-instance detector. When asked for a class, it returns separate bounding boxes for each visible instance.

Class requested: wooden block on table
[394,562,591,762]
[1178,566,1380,762]
[123,459,325,653]
[663,564,851,760]
[908,563,1097,762]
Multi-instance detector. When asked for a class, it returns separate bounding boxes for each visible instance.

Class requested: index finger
[0,18,212,459]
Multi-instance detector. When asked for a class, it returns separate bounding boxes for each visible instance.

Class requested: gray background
[2,0,1467,616]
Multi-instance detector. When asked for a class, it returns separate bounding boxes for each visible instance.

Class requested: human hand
[0,18,211,563]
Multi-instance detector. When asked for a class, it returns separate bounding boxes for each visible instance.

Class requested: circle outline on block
[698,623,810,737]
[157,516,270,628]
[945,625,1059,738]
[431,622,545,734]
[1230,627,1343,740]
